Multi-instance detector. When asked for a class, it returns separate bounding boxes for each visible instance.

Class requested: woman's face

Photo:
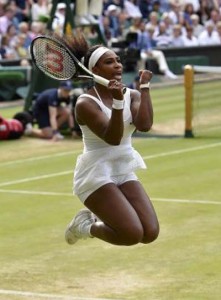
[94,51,123,81]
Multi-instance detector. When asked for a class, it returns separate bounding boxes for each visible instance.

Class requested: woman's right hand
[108,79,125,100]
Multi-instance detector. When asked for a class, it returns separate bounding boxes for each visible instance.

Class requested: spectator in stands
[184,0,200,13]
[18,21,33,48]
[216,21,221,43]
[182,25,199,46]
[124,0,143,19]
[6,23,18,48]
[52,2,66,33]
[128,16,143,33]
[199,0,217,24]
[15,32,30,59]
[154,21,173,47]
[10,0,31,23]
[138,0,151,19]
[31,0,50,22]
[207,8,221,27]
[26,81,79,141]
[0,1,5,17]
[116,7,131,39]
[170,23,185,47]
[152,0,163,17]
[29,20,46,39]
[146,11,159,35]
[183,3,195,26]
[168,0,184,25]
[100,15,113,45]
[103,0,124,9]
[198,20,220,45]
[105,4,122,39]
[0,6,16,34]
[160,12,174,36]
[129,21,177,79]
[190,13,204,37]
[0,33,18,59]
[159,0,171,14]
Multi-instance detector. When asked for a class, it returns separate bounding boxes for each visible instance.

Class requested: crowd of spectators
[0,0,221,68]
[102,1,221,46]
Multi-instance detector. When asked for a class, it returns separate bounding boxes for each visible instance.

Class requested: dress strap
[78,94,103,108]
[78,89,132,109]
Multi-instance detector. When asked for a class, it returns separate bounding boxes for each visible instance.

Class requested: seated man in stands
[26,81,80,141]
[182,25,199,47]
[198,20,220,46]
[128,21,177,79]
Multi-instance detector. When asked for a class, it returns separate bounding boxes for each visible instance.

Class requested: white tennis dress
[73,88,147,201]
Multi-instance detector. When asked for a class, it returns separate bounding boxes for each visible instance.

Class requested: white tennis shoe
[65,209,95,245]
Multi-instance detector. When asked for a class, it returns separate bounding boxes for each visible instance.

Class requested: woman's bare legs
[119,180,159,244]
[84,181,159,246]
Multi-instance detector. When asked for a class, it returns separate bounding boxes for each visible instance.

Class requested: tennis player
[65,33,159,246]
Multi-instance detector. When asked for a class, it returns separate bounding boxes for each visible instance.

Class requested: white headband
[88,47,109,71]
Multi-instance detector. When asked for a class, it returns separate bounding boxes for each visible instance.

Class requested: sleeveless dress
[73,88,146,199]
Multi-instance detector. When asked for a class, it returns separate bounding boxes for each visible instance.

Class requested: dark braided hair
[52,31,104,70]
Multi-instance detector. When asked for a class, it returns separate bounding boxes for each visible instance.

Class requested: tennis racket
[30,35,109,86]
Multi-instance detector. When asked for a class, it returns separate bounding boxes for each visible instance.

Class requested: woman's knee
[118,224,144,246]
[142,222,160,244]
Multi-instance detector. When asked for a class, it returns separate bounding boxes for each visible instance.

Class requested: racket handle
[93,74,109,87]
[94,74,127,94]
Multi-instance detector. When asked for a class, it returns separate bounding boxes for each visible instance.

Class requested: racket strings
[33,39,77,80]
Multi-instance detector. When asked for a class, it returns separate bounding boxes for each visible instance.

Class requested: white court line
[1,142,220,167]
[143,141,221,160]
[0,289,122,300]
[0,150,81,167]
[152,197,220,205]
[0,142,221,188]
[0,170,72,187]
[0,189,71,196]
[0,189,220,205]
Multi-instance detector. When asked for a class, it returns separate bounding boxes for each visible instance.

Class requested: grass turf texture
[0,83,220,300]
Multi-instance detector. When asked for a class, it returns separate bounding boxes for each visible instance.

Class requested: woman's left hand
[139,70,153,84]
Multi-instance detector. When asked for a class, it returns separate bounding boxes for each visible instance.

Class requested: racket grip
[93,74,109,87]
[94,74,127,93]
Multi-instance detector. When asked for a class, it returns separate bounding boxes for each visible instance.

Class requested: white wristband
[140,82,150,89]
[112,99,124,110]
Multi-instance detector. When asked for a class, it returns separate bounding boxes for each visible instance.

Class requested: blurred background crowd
[0,0,221,64]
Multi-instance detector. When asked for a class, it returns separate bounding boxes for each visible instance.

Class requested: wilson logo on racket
[46,44,64,73]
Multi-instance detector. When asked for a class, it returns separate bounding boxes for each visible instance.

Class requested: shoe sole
[65,209,93,245]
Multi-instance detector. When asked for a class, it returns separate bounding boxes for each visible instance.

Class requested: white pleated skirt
[73,144,146,201]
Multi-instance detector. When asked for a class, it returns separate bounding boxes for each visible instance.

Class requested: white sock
[165,69,178,79]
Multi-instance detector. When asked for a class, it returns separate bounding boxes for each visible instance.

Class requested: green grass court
[0,81,220,300]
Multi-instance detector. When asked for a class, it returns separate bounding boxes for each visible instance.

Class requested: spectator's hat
[106,4,120,15]
[57,3,66,10]
[59,80,73,90]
